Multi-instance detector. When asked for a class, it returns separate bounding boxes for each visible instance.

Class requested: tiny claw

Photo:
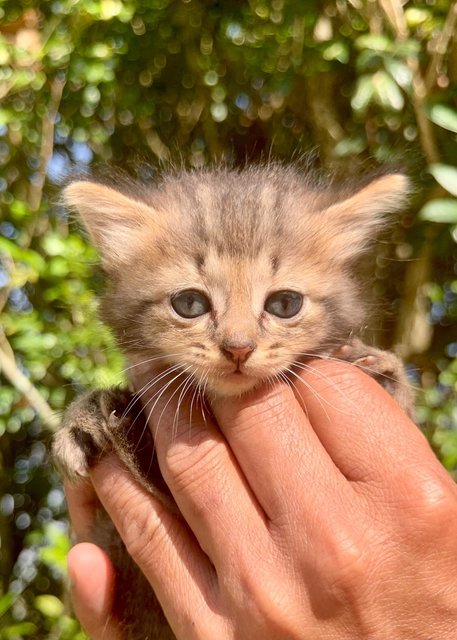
[354,355,377,367]
[109,409,121,424]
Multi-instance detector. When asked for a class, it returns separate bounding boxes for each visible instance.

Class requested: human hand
[66,361,457,639]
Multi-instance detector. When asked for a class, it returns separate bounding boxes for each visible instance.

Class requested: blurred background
[0,0,456,637]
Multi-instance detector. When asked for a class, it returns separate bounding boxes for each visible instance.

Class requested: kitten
[53,164,414,640]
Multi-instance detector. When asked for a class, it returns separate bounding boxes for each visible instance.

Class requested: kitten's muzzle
[220,336,256,364]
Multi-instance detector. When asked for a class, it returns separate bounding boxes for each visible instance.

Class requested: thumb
[68,542,122,640]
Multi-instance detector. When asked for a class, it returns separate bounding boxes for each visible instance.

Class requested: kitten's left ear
[323,173,411,262]
[63,180,158,269]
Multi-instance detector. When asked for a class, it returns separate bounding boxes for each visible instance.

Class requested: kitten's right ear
[63,181,156,268]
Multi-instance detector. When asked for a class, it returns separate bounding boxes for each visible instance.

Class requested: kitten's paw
[53,388,133,483]
[333,339,415,418]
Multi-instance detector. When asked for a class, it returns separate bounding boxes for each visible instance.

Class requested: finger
[210,381,349,521]
[293,359,451,486]
[141,383,270,569]
[68,542,122,640]
[64,479,100,540]
[90,454,226,639]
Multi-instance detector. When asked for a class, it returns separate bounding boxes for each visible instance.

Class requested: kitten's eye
[171,290,211,318]
[264,291,303,318]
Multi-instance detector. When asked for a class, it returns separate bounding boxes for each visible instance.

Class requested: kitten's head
[64,166,410,397]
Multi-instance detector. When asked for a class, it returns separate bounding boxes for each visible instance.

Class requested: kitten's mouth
[220,362,252,379]
[230,368,245,376]
[211,368,259,397]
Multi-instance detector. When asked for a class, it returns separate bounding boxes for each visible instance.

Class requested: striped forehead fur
[63,164,410,265]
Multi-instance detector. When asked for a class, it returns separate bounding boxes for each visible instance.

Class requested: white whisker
[121,353,183,375]
[154,368,194,438]
[289,360,362,411]
[284,366,352,419]
[122,363,184,418]
[288,350,420,392]
[173,372,196,439]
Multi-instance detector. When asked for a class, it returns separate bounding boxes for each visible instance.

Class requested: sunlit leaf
[333,137,367,156]
[322,41,349,63]
[429,164,457,197]
[384,59,412,90]
[428,104,457,133]
[433,428,457,470]
[373,70,404,110]
[351,75,374,111]
[1,622,37,638]
[34,595,64,619]
[393,39,421,57]
[355,34,393,52]
[419,199,457,223]
[0,238,46,274]
[405,7,431,27]
[38,523,72,575]
[0,593,15,618]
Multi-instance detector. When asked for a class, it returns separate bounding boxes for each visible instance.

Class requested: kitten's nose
[221,337,256,363]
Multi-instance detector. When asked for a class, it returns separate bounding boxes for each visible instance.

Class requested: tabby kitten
[53,164,413,640]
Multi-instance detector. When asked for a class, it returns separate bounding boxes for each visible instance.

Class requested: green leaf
[0,593,15,618]
[333,137,367,156]
[322,41,349,64]
[34,594,65,619]
[1,622,37,638]
[429,164,457,197]
[419,199,457,223]
[384,59,412,90]
[351,75,374,111]
[38,523,72,575]
[355,34,393,52]
[405,7,431,27]
[0,238,46,274]
[372,70,404,110]
[393,39,421,57]
[428,104,457,133]
[433,428,457,470]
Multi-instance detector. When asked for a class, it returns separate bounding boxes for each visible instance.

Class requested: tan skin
[66,360,457,639]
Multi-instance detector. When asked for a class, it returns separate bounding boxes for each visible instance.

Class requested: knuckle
[306,522,372,601]
[405,474,457,533]
[229,567,301,636]
[123,509,166,565]
[164,438,227,497]
[113,487,166,563]
[325,531,369,588]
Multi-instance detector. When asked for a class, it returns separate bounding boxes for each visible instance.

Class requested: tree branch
[28,73,66,215]
[0,331,60,431]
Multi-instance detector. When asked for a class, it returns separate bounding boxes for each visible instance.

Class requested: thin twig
[0,331,60,431]
[425,1,457,93]
[28,74,66,215]
[378,0,407,38]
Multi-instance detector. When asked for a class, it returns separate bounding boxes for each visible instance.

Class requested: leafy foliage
[1,0,456,635]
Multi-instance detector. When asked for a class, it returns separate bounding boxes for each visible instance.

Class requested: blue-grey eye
[171,290,211,318]
[264,291,303,318]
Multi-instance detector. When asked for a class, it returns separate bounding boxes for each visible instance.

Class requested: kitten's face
[114,245,343,397]
[64,166,409,397]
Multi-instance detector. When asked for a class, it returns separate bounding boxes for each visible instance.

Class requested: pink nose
[221,338,256,363]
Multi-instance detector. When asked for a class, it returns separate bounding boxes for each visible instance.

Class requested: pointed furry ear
[63,181,156,268]
[323,173,411,262]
